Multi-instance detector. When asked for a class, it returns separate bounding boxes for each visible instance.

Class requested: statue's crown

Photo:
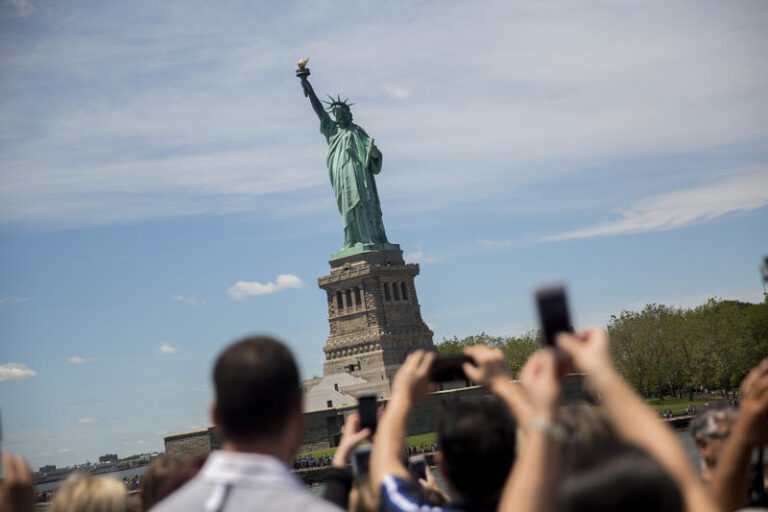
[324,95,354,112]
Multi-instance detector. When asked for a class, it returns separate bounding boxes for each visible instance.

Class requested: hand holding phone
[352,444,372,478]
[429,355,474,382]
[408,456,427,481]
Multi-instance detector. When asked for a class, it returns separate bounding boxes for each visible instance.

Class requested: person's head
[138,456,180,511]
[558,440,683,512]
[212,336,303,456]
[690,403,738,471]
[326,97,353,127]
[436,396,516,503]
[51,473,126,512]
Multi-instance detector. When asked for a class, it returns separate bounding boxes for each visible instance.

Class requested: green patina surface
[298,64,397,260]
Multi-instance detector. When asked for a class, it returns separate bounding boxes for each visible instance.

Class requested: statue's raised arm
[295,59,398,258]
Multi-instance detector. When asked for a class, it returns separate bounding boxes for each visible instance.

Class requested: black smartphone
[535,285,573,347]
[358,394,378,434]
[429,355,473,382]
[352,444,372,478]
[409,456,427,481]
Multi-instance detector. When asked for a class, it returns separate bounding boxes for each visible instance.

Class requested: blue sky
[1,0,767,470]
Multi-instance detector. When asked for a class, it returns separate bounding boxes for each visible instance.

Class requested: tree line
[436,298,768,398]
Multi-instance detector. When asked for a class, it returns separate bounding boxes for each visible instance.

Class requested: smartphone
[761,256,768,283]
[430,355,473,382]
[535,284,573,347]
[358,394,378,434]
[409,456,427,481]
[352,444,372,478]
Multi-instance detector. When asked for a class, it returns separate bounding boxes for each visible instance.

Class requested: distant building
[98,454,118,464]
[39,464,56,474]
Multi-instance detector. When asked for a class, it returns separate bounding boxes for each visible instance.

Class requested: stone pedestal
[317,250,434,397]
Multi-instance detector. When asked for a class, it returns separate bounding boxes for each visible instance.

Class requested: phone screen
[409,457,427,481]
[352,444,372,478]
[535,285,573,346]
[430,355,472,382]
[358,394,378,433]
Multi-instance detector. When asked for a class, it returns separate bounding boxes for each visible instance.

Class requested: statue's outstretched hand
[301,79,311,98]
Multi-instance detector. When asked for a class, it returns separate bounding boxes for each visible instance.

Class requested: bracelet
[527,417,568,441]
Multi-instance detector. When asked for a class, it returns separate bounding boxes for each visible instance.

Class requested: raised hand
[390,350,436,407]
[737,358,768,444]
[519,349,561,420]
[461,344,510,391]
[556,327,613,376]
[332,412,373,467]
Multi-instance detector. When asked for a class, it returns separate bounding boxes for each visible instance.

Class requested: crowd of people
[294,453,334,470]
[1,330,766,512]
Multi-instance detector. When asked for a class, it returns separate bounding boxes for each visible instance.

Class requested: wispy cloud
[172,294,205,306]
[157,342,178,355]
[477,238,513,248]
[384,84,412,100]
[1,1,766,226]
[403,251,442,264]
[77,417,98,425]
[0,297,29,305]
[0,362,36,382]
[228,274,305,299]
[544,167,768,241]
[66,356,95,365]
[7,0,36,17]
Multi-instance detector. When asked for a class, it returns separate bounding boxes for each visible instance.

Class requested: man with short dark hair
[436,399,516,503]
[152,336,341,512]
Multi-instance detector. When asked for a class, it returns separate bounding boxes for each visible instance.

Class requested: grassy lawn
[645,396,722,414]
[295,432,439,461]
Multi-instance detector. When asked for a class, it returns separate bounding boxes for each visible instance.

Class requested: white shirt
[151,451,341,512]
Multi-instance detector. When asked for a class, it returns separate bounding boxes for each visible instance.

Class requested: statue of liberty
[297,60,398,258]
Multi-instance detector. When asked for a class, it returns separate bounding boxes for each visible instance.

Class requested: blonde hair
[51,472,126,512]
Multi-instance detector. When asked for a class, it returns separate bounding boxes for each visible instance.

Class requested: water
[36,466,147,493]
[37,430,701,496]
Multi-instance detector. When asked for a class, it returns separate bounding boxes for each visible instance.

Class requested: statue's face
[334,107,353,126]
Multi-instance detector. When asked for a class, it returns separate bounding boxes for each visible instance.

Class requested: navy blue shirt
[380,476,498,512]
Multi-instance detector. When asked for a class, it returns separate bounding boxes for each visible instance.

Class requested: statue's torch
[296,58,310,79]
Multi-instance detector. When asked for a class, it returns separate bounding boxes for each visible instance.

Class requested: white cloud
[545,167,768,240]
[157,342,178,355]
[477,238,512,248]
[385,84,412,100]
[1,1,766,226]
[227,274,305,299]
[58,448,72,454]
[67,356,95,364]
[0,362,36,382]
[77,417,98,425]
[172,294,206,306]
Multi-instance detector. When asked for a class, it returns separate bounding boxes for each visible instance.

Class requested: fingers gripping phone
[352,444,372,478]
[535,285,574,347]
[358,394,378,434]
[409,456,427,481]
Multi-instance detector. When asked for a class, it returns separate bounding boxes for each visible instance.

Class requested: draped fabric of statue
[320,116,390,249]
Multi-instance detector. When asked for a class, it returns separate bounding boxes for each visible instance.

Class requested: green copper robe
[320,116,390,249]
